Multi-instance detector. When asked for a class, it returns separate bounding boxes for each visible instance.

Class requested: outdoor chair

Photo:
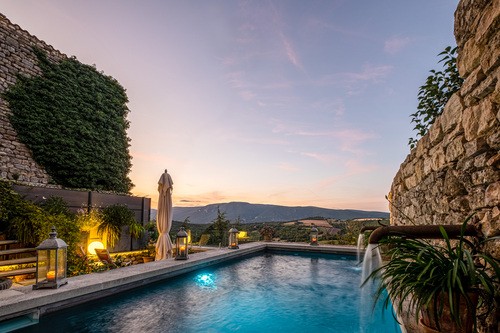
[198,234,210,247]
[94,248,119,268]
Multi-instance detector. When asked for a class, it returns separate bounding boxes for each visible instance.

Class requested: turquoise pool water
[17,251,401,333]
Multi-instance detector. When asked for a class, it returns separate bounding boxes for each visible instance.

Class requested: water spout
[368,224,478,244]
[357,225,385,262]
[359,225,380,233]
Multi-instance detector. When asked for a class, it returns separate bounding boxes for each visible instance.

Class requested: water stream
[361,243,382,285]
[356,233,365,263]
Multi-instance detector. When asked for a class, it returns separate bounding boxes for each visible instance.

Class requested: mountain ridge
[151,201,389,224]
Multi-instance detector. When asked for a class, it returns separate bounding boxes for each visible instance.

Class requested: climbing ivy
[3,48,133,193]
[408,46,463,149]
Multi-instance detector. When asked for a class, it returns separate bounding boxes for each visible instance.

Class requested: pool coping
[0,242,359,325]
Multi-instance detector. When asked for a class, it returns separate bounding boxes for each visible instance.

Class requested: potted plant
[259,225,276,242]
[364,218,499,333]
[142,222,158,262]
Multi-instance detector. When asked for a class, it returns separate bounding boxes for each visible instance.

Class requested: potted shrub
[142,222,158,262]
[259,225,276,242]
[364,218,499,333]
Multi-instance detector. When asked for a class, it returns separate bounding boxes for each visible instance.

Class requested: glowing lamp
[175,227,189,260]
[228,228,239,249]
[310,226,319,246]
[33,227,68,290]
[87,241,105,255]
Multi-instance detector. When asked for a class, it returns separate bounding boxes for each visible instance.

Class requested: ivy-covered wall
[0,13,133,193]
[0,13,61,185]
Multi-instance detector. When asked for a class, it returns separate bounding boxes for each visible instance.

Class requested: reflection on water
[18,252,400,333]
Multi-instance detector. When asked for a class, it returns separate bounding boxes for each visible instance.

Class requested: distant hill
[150,202,389,224]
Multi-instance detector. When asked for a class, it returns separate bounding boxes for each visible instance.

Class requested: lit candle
[47,270,56,281]
[180,246,186,252]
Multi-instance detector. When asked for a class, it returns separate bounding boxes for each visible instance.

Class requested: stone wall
[390,0,499,251]
[390,1,499,330]
[0,13,66,186]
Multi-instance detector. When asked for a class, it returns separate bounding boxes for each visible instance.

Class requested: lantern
[228,228,239,249]
[310,226,319,246]
[175,227,189,260]
[33,227,68,290]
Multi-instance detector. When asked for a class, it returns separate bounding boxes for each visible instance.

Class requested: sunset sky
[1,1,458,211]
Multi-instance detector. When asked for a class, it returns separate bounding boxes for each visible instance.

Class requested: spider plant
[363,216,499,332]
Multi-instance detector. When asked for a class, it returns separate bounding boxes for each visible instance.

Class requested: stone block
[469,186,487,210]
[415,133,430,159]
[449,196,470,212]
[486,130,500,149]
[444,170,467,196]
[404,175,417,189]
[485,181,500,206]
[486,153,500,168]
[462,100,498,141]
[464,71,498,107]
[459,67,486,97]
[441,94,464,134]
[480,206,500,238]
[445,135,465,162]
[428,117,444,145]
[457,37,483,78]
[429,144,446,171]
[471,167,500,186]
[464,136,489,157]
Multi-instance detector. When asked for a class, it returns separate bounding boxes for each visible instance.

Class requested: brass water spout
[368,224,478,244]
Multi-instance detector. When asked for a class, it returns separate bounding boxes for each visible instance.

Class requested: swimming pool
[16,251,401,333]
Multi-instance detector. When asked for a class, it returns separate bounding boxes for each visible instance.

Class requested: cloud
[300,152,333,163]
[344,64,393,83]
[280,32,303,71]
[276,162,300,172]
[384,35,411,54]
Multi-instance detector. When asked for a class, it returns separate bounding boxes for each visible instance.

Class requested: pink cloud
[384,36,412,54]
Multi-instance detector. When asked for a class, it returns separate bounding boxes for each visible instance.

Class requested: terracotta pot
[142,256,155,263]
[420,292,478,333]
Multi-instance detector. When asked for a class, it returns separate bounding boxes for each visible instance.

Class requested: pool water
[17,251,401,333]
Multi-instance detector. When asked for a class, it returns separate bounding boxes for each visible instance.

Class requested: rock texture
[391,1,499,331]
[0,13,66,186]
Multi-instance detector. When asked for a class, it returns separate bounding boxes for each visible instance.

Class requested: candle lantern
[175,227,189,260]
[33,226,68,290]
[228,228,239,249]
[310,226,319,246]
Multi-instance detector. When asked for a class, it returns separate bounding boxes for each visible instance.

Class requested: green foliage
[409,46,463,149]
[98,204,139,248]
[0,181,81,253]
[3,48,133,192]
[363,217,500,331]
[204,207,230,246]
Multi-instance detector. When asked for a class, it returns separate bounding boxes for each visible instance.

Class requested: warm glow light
[46,270,56,281]
[88,241,104,255]
[180,246,186,252]
[237,231,248,239]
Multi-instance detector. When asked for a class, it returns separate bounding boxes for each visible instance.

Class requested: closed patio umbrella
[155,169,174,260]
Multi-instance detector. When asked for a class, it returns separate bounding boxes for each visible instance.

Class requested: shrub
[409,46,463,149]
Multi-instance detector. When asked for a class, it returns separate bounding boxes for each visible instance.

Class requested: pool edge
[0,243,362,324]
